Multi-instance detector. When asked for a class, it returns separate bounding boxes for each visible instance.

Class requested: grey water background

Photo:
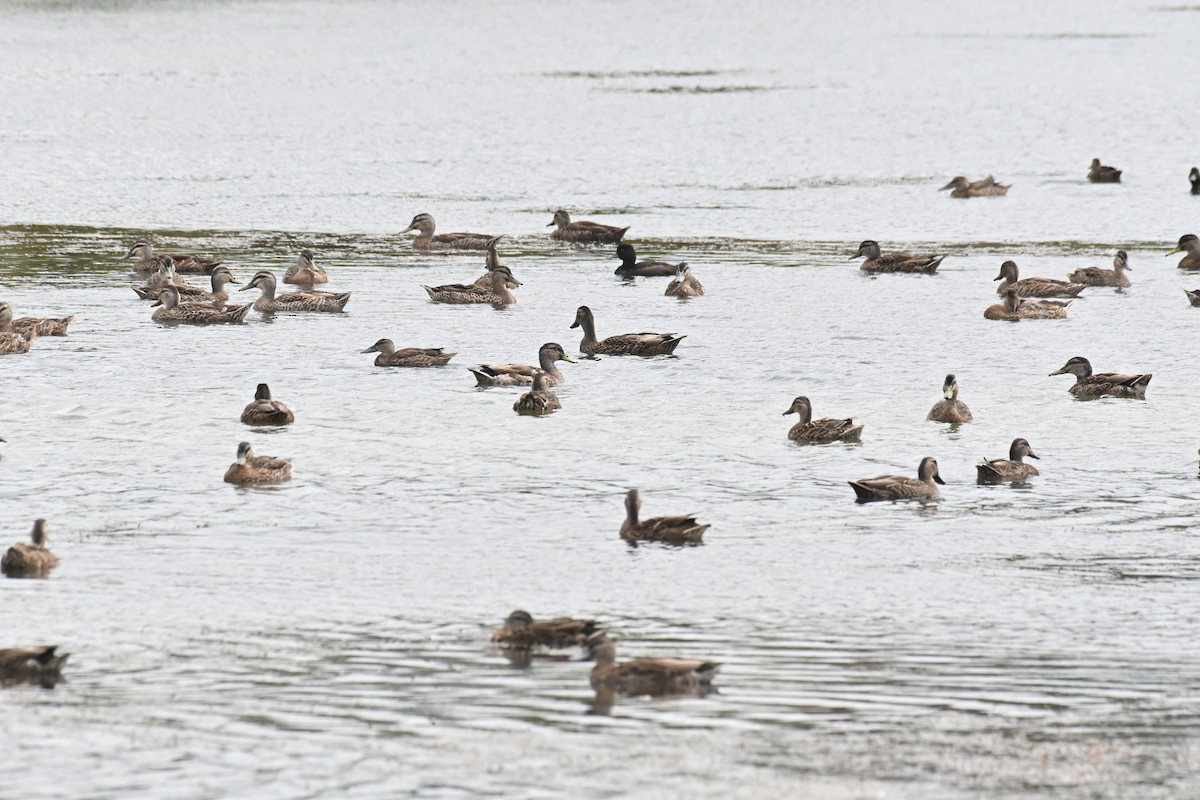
[2,0,1200,797]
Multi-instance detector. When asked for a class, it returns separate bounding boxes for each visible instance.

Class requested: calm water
[3,1,1200,798]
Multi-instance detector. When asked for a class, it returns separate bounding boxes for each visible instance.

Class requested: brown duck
[0,646,69,683]
[665,264,705,297]
[223,442,292,485]
[584,631,721,695]
[994,260,1084,297]
[1166,234,1200,269]
[2,520,60,578]
[940,175,1010,198]
[984,288,1071,320]
[850,457,944,502]
[1068,251,1131,287]
[783,396,863,443]
[401,213,500,251]
[1049,356,1150,399]
[469,343,575,387]
[513,373,561,415]
[125,240,222,274]
[927,374,972,422]
[620,489,708,545]
[1088,158,1122,183]
[240,384,295,426]
[548,210,629,244]
[362,339,456,367]
[0,303,36,354]
[491,610,598,649]
[283,250,328,287]
[571,306,684,357]
[851,240,945,274]
[977,439,1040,483]
[241,271,351,313]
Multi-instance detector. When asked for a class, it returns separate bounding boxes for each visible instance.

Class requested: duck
[223,441,292,485]
[152,286,253,324]
[1184,289,1200,307]
[977,438,1040,483]
[1191,167,1200,195]
[940,175,1010,198]
[994,260,1084,297]
[1068,251,1131,287]
[782,396,863,443]
[469,342,575,387]
[851,240,945,274]
[849,457,944,502]
[423,265,520,305]
[134,260,238,304]
[491,610,598,649]
[620,488,708,545]
[240,383,295,426]
[613,243,683,278]
[124,240,222,274]
[1049,356,1151,398]
[282,249,328,287]
[547,209,629,244]
[2,520,59,578]
[401,213,500,251]
[927,374,973,423]
[361,338,456,367]
[983,288,1071,320]
[8,309,74,337]
[0,303,36,354]
[0,646,69,682]
[583,631,721,695]
[570,306,685,357]
[513,373,561,415]
[1166,234,1200,269]
[469,239,518,288]
[1088,158,1122,183]
[665,264,705,297]
[240,270,351,313]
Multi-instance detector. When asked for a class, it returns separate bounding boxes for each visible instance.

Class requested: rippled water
[3,1,1200,798]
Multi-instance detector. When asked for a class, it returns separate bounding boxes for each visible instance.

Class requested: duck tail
[848,481,873,501]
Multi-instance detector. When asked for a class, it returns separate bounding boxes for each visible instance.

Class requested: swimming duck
[491,610,598,649]
[136,263,238,306]
[423,265,520,305]
[1049,356,1151,398]
[2,520,59,578]
[240,271,351,313]
[8,310,74,337]
[977,438,1040,483]
[0,303,36,354]
[620,488,708,545]
[1088,158,1122,183]
[665,263,705,297]
[1191,167,1199,195]
[927,374,973,422]
[361,338,456,367]
[782,396,864,443]
[571,306,685,357]
[613,243,683,278]
[994,260,1084,297]
[152,286,253,324]
[1166,234,1200,269]
[1184,289,1200,306]
[124,240,222,274]
[469,240,519,288]
[851,240,945,274]
[1068,251,1131,287]
[401,213,500,251]
[469,342,575,387]
[0,646,69,682]
[223,441,292,485]
[513,373,561,415]
[283,249,328,287]
[983,288,1071,320]
[940,175,1010,198]
[583,631,721,695]
[240,383,295,426]
[548,209,629,244]
[850,457,944,502]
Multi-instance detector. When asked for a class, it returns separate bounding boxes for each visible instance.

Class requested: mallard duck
[850,457,944,502]
[136,263,238,306]
[9,311,74,337]
[283,249,328,287]
[469,240,520,288]
[584,631,720,696]
[1191,167,1200,195]
[401,213,499,251]
[423,265,520,305]
[977,438,1040,483]
[1088,158,1122,183]
[984,288,1071,320]
[613,243,683,278]
[1185,289,1200,306]
[665,264,705,297]
[0,646,69,681]
[1049,356,1151,398]
[361,339,456,367]
[223,441,292,485]
[994,260,1084,297]
[469,342,575,387]
[851,240,945,274]
[570,306,684,357]
[513,373,561,415]
[548,209,629,244]
[620,489,708,545]
[0,303,36,354]
[927,374,973,422]
[940,175,1010,198]
[492,610,598,649]
[152,286,253,324]
[1068,251,1131,287]
[2,520,59,578]
[124,240,221,274]
[240,270,350,313]
[783,396,863,443]
[1166,234,1200,269]
[240,383,295,426]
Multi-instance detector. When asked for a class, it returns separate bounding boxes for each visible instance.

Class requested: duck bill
[939,181,955,190]
[569,321,580,329]
[360,346,377,354]
[1048,367,1067,376]
[400,224,416,234]
[992,273,1004,281]
[238,283,255,291]
[561,355,577,363]
[933,475,946,485]
[151,298,163,307]
[1166,247,1184,256]
[1027,451,1041,460]
[545,221,556,227]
